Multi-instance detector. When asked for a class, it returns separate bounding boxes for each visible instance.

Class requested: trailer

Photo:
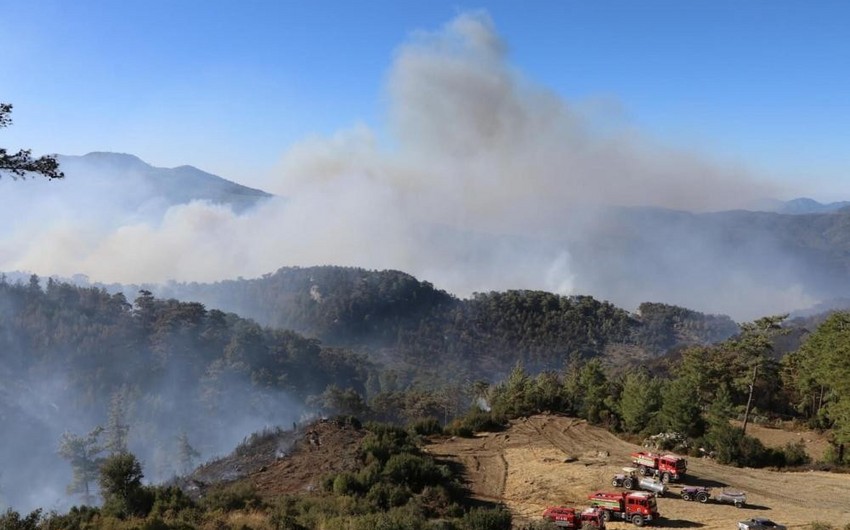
[716,490,747,508]
[611,467,668,496]
[542,506,606,529]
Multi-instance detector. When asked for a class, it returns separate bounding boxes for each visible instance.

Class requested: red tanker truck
[587,491,660,527]
[630,451,687,483]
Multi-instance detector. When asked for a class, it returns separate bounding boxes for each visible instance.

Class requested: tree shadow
[735,503,770,511]
[661,519,705,528]
[677,477,728,488]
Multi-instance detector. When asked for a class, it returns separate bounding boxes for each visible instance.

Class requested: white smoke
[2,11,802,319]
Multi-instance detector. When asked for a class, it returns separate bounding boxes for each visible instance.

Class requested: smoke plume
[2,12,810,320]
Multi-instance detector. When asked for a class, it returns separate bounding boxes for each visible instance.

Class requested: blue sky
[2,0,849,201]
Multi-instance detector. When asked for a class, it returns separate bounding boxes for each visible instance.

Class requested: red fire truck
[587,491,660,527]
[630,451,687,482]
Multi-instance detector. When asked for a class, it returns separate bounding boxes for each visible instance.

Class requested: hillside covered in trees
[3,268,849,529]
[138,266,741,370]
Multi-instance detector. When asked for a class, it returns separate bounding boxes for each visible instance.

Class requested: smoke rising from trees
[0,12,818,321]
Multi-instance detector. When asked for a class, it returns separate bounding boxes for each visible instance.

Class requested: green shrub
[459,506,512,530]
[410,417,443,436]
[782,440,811,467]
[383,453,448,493]
[200,482,262,512]
[0,508,42,530]
[332,472,360,496]
[41,505,100,530]
[445,409,504,437]
[361,423,417,464]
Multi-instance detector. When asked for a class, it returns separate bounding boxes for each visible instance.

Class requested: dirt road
[427,415,850,529]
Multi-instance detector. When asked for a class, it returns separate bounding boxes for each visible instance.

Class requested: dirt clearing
[426,415,850,529]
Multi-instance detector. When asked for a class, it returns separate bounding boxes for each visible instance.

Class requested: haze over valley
[3,6,850,527]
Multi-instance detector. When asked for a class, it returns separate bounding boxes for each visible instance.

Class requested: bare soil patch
[184,419,366,500]
[426,414,850,529]
[731,420,831,462]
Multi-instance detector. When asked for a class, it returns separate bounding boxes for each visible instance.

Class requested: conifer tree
[58,427,105,505]
[0,103,63,179]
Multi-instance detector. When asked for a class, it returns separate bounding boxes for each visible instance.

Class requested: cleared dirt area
[730,420,831,462]
[426,415,850,529]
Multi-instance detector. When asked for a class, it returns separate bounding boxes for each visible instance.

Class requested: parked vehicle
[587,491,659,527]
[611,467,668,496]
[542,506,606,529]
[738,518,786,530]
[716,489,747,508]
[630,451,687,483]
[680,486,710,503]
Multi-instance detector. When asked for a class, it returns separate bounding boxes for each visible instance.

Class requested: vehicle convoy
[630,451,687,483]
[715,489,747,508]
[587,491,659,527]
[738,518,786,530]
[611,467,668,496]
[542,506,606,529]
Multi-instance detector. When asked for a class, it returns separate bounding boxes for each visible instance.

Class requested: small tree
[619,370,662,434]
[658,377,704,438]
[106,388,131,455]
[99,452,150,518]
[0,103,64,179]
[176,431,200,475]
[58,426,106,505]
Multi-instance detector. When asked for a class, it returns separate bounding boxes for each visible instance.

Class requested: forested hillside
[146,266,740,370]
[0,269,740,512]
[0,275,371,512]
[2,270,849,529]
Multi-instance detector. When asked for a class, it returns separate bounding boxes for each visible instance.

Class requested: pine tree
[58,427,105,505]
[0,103,63,179]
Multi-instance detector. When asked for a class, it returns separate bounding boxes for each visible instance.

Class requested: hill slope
[427,415,850,529]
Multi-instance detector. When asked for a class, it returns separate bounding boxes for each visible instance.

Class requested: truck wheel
[681,492,691,501]
[624,478,634,489]
[697,492,709,503]
[661,472,670,483]
[612,478,620,487]
[735,501,743,508]
[631,514,645,527]
[637,465,648,476]
[601,510,611,522]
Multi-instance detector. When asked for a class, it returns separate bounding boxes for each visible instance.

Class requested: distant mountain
[775,197,850,214]
[559,205,850,318]
[57,152,273,213]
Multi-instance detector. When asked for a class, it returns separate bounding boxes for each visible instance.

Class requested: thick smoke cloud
[2,12,807,320]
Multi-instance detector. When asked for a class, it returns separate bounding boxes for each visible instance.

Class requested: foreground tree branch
[0,103,64,179]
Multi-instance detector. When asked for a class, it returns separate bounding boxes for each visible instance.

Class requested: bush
[332,472,360,496]
[459,506,512,530]
[0,508,42,530]
[410,418,443,436]
[821,445,848,466]
[445,409,505,437]
[41,505,100,530]
[383,453,449,493]
[704,422,784,468]
[200,482,262,512]
[361,423,417,464]
[782,440,811,467]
